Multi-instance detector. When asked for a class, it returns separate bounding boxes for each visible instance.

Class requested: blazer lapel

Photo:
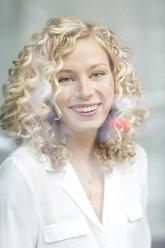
[60,161,104,231]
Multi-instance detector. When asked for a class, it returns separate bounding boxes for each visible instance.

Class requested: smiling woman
[0,17,151,248]
[55,38,114,136]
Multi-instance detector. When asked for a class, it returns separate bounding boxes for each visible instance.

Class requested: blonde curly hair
[0,17,149,171]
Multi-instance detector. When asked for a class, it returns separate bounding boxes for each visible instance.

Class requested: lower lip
[70,104,101,117]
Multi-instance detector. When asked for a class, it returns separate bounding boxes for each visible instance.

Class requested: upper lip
[70,103,101,108]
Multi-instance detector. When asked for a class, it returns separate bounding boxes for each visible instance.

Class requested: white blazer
[0,144,151,248]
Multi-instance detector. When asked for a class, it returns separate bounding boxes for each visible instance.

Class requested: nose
[75,76,94,99]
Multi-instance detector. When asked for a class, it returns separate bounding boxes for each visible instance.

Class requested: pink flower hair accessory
[108,117,132,132]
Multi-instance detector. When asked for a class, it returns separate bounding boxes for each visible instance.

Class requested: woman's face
[56,37,114,136]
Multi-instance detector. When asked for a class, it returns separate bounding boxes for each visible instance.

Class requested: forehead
[62,37,109,66]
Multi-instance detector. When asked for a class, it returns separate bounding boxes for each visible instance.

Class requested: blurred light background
[0,0,165,247]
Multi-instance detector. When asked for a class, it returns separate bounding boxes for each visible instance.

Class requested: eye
[58,76,74,83]
[91,71,105,79]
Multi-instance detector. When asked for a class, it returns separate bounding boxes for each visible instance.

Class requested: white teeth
[73,104,98,113]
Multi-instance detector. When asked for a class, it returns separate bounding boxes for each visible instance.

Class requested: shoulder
[2,144,39,165]
[0,144,48,185]
[134,144,148,177]
[115,144,149,207]
[0,144,53,211]
[134,143,147,165]
[0,146,37,207]
[116,143,148,179]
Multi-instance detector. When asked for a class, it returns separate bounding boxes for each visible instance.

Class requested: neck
[67,131,97,169]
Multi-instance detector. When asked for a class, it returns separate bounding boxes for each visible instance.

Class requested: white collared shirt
[0,144,151,248]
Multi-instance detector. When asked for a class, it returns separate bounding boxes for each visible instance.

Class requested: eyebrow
[57,63,109,74]
[88,63,108,69]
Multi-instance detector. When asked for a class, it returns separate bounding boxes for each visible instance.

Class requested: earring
[108,117,131,132]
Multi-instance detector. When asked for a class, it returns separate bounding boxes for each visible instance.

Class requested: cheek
[101,80,114,100]
[56,87,70,109]
[101,82,114,113]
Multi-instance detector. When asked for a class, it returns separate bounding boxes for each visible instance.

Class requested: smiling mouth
[70,103,101,114]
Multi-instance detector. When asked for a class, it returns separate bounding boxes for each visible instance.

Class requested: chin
[74,123,103,134]
[61,117,106,135]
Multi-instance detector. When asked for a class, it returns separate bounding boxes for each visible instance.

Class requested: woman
[0,17,151,247]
